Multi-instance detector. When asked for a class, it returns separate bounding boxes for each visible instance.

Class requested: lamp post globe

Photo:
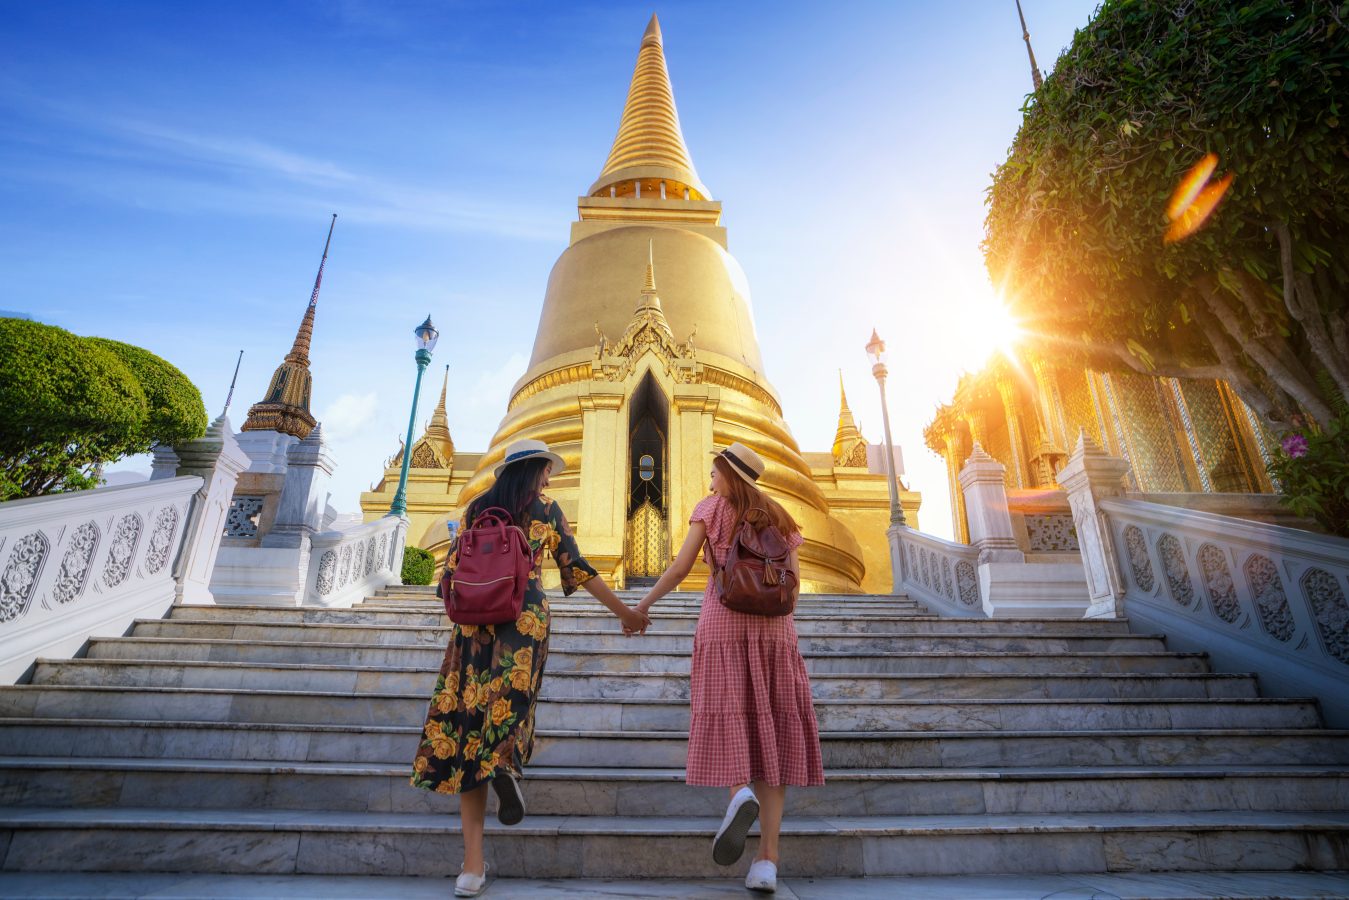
[389,315,439,519]
[866,328,906,526]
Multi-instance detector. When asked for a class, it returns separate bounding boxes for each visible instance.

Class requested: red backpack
[440,507,536,625]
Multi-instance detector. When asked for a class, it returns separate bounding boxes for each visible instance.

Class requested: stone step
[6,871,1349,900]
[3,758,1347,817]
[84,636,1214,675]
[171,606,1133,635]
[4,718,1346,767]
[1,807,1345,876]
[130,620,1167,651]
[0,684,1319,731]
[30,658,1259,701]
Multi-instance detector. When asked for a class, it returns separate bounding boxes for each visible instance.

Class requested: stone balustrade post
[1057,430,1132,619]
[263,424,335,550]
[171,414,249,605]
[958,444,1024,565]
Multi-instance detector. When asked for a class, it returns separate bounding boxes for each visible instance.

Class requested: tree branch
[1192,304,1291,429]
[1100,338,1229,382]
[1200,281,1334,424]
[1273,222,1349,399]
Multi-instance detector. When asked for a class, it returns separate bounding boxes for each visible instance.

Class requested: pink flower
[1281,433,1309,458]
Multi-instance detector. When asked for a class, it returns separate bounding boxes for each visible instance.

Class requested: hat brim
[711,448,761,486]
[494,450,566,479]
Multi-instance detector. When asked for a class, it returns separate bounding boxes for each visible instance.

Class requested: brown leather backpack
[711,508,799,617]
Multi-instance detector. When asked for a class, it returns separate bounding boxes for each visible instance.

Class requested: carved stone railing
[303,516,407,608]
[890,525,984,617]
[1100,497,1349,726]
[0,476,201,683]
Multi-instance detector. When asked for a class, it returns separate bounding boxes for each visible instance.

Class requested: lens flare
[1164,153,1232,243]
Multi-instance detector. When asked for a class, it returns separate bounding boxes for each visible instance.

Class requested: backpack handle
[463,506,514,556]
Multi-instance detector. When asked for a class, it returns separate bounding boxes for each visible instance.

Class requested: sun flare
[946,284,1024,374]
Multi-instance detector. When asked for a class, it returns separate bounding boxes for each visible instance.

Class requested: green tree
[0,318,207,500]
[401,546,436,586]
[984,0,1349,430]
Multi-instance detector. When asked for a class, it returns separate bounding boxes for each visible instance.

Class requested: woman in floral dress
[410,439,649,897]
[636,442,824,895]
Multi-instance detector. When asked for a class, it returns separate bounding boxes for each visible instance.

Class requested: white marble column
[1058,430,1132,619]
[263,424,336,549]
[172,414,249,605]
[958,444,1023,564]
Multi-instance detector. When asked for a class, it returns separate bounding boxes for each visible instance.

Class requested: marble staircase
[1,584,1347,882]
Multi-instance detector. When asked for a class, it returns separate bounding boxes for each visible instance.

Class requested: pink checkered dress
[685,494,825,787]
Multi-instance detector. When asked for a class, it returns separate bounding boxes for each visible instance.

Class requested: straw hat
[714,442,765,486]
[493,439,566,478]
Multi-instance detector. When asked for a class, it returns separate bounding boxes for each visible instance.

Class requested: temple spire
[832,370,868,466]
[1015,0,1044,91]
[241,215,336,439]
[636,240,662,313]
[425,365,454,450]
[589,14,709,200]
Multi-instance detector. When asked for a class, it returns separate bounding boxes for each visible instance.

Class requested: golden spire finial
[636,243,663,314]
[832,371,868,466]
[588,15,709,200]
[424,364,454,451]
[1016,0,1044,91]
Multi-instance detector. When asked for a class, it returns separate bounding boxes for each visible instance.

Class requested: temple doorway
[624,372,670,585]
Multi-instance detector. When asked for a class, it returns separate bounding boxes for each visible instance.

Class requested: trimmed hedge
[401,546,436,586]
[0,317,207,500]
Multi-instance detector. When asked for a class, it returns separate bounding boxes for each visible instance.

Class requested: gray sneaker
[712,786,759,866]
[492,772,526,826]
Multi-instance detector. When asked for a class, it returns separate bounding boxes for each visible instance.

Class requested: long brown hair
[713,455,800,537]
[465,457,549,529]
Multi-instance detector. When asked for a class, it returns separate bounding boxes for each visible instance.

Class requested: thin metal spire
[222,349,244,417]
[1015,0,1044,91]
[309,213,337,308]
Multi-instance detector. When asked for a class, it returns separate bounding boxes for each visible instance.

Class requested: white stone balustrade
[0,476,201,683]
[889,524,985,617]
[1059,431,1132,619]
[303,516,408,608]
[1100,493,1349,726]
[958,443,1090,618]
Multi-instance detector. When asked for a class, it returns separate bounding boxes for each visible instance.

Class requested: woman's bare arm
[636,521,707,615]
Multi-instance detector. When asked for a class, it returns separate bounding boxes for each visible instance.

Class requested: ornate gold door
[625,499,669,577]
[625,374,669,580]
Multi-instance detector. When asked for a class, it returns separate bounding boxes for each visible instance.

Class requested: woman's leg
[459,783,489,874]
[751,782,786,863]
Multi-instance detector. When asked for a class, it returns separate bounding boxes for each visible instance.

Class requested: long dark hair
[465,457,549,528]
[713,456,800,536]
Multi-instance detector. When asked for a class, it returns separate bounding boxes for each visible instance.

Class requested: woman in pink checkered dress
[636,442,824,894]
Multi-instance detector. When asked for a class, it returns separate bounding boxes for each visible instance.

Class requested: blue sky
[1,0,1096,539]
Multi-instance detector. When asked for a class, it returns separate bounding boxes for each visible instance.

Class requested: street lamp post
[389,315,440,518]
[866,328,907,526]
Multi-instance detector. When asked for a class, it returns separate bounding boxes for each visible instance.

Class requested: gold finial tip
[644,13,661,42]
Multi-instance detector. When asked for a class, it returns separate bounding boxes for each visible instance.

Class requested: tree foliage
[401,546,436,586]
[985,0,1349,430]
[0,318,207,500]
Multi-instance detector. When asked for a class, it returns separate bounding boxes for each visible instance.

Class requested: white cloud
[318,391,379,441]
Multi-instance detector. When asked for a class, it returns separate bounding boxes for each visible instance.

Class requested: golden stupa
[362,15,918,593]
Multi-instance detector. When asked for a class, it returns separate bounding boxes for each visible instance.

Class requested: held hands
[618,604,650,636]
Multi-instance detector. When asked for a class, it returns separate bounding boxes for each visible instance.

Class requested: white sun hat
[493,438,566,478]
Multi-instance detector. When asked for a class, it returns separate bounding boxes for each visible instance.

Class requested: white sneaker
[712,786,759,866]
[745,858,778,893]
[454,862,489,897]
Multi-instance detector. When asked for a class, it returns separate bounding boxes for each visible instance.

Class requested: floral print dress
[411,495,596,795]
